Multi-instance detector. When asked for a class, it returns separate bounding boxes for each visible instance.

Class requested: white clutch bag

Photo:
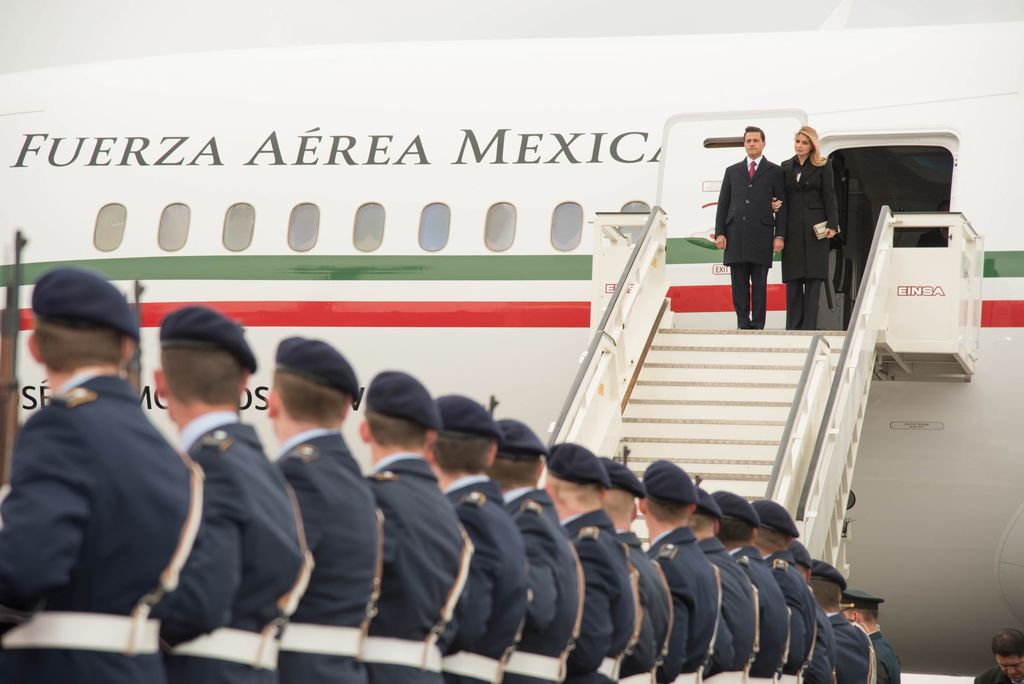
[813,221,829,240]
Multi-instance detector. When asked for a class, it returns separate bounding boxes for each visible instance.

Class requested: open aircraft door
[656,110,807,251]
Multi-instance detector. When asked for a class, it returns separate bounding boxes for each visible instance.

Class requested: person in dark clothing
[843,588,900,684]
[777,125,840,330]
[976,629,1024,684]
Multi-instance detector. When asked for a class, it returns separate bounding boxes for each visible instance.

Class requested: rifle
[0,231,27,487]
[125,280,144,394]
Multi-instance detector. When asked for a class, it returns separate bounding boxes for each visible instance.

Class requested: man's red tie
[749,160,756,179]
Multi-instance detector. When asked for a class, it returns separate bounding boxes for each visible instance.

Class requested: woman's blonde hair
[796,125,827,167]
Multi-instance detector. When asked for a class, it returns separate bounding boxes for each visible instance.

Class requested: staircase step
[656,328,845,348]
[621,419,784,441]
[638,363,803,384]
[619,439,777,462]
[629,382,798,403]
[644,347,832,367]
[624,400,792,422]
[625,461,772,477]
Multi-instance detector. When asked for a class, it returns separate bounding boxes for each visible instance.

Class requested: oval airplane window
[419,203,450,252]
[354,203,385,252]
[288,203,320,252]
[158,203,190,252]
[485,202,516,252]
[94,203,127,252]
[551,202,583,251]
[223,203,255,252]
[621,201,651,213]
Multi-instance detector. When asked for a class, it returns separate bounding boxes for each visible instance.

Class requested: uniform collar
[57,368,112,394]
[277,428,338,459]
[502,486,533,505]
[617,530,643,548]
[443,474,489,495]
[562,508,614,534]
[180,411,238,452]
[699,536,727,553]
[373,452,422,473]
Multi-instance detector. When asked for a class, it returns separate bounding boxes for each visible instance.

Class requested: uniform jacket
[766,550,816,676]
[277,433,379,684]
[975,666,1013,684]
[780,156,840,282]
[503,491,582,684]
[649,527,721,682]
[563,509,635,684]
[830,613,874,684]
[714,158,788,267]
[365,456,466,684]
[871,631,900,684]
[733,546,790,678]
[805,606,837,684]
[0,376,192,684]
[444,478,528,680]
[619,531,672,679]
[163,421,305,684]
[504,488,561,531]
[699,537,757,673]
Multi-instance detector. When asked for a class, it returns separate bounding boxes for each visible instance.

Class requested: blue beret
[599,458,645,498]
[436,395,501,440]
[160,306,257,373]
[275,337,358,397]
[789,540,812,569]
[495,419,549,460]
[32,268,138,342]
[711,491,761,528]
[366,370,440,430]
[751,500,800,538]
[696,488,722,519]
[811,560,847,591]
[642,460,697,505]
[547,443,610,488]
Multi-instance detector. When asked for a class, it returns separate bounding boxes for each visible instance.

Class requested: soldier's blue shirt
[805,606,837,684]
[563,509,635,684]
[0,375,192,684]
[161,420,305,684]
[732,546,790,678]
[502,490,581,684]
[766,549,816,675]
[276,430,379,684]
[648,526,720,682]
[618,530,672,679]
[443,477,528,678]
[829,612,872,684]
[699,537,758,673]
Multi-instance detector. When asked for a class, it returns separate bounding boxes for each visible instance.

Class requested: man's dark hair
[992,629,1024,657]
[809,579,842,612]
[35,319,124,372]
[434,432,494,475]
[487,456,541,489]
[744,126,765,142]
[718,518,755,545]
[161,347,244,405]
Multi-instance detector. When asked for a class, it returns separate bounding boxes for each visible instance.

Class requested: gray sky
[1,0,1022,74]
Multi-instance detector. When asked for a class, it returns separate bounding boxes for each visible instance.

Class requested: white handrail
[548,208,668,456]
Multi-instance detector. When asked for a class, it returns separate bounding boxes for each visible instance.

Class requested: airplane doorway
[817,145,955,330]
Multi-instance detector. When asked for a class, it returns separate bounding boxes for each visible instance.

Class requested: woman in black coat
[777,125,840,330]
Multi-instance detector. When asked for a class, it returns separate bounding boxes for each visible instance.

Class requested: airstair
[549,206,982,569]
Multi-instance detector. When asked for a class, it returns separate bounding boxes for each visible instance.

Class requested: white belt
[702,672,748,684]
[777,675,799,684]
[442,651,502,682]
[172,627,278,670]
[598,656,623,680]
[621,672,657,684]
[362,636,443,672]
[1,612,160,655]
[504,651,563,681]
[279,623,362,657]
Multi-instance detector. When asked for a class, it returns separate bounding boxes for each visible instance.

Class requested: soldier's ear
[27,331,42,365]
[638,498,650,517]
[266,387,280,419]
[359,420,372,444]
[120,336,135,363]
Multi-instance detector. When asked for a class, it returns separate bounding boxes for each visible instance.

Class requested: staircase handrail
[548,207,668,449]
[796,206,896,563]
[766,334,833,510]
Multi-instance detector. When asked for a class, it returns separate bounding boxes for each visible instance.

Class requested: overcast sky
[1,0,1022,74]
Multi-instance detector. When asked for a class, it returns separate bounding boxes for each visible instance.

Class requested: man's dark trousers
[731,263,770,330]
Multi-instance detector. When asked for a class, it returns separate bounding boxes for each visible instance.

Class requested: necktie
[749,160,756,178]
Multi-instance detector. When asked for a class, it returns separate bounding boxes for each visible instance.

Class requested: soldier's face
[997,654,1024,681]
[744,133,765,159]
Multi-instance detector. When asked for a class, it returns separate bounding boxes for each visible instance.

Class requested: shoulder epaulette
[737,555,750,566]
[373,470,399,482]
[57,387,97,408]
[460,491,486,507]
[578,526,600,540]
[520,499,544,515]
[289,444,320,464]
[772,559,789,571]
[657,543,679,560]
[197,430,234,454]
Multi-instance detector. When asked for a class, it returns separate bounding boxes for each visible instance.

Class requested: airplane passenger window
[288,203,320,252]
[621,201,651,213]
[354,203,385,252]
[158,203,190,252]
[223,203,255,252]
[484,202,516,252]
[551,202,583,251]
[419,203,450,252]
[94,203,127,252]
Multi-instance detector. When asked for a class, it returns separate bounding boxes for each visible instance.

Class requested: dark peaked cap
[751,499,800,538]
[436,395,502,440]
[642,460,697,504]
[496,419,549,460]
[599,457,645,498]
[160,305,257,372]
[811,560,847,591]
[32,267,139,342]
[275,336,359,397]
[712,491,760,528]
[842,588,884,609]
[789,540,812,570]
[696,488,722,519]
[547,443,610,488]
[366,370,441,430]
